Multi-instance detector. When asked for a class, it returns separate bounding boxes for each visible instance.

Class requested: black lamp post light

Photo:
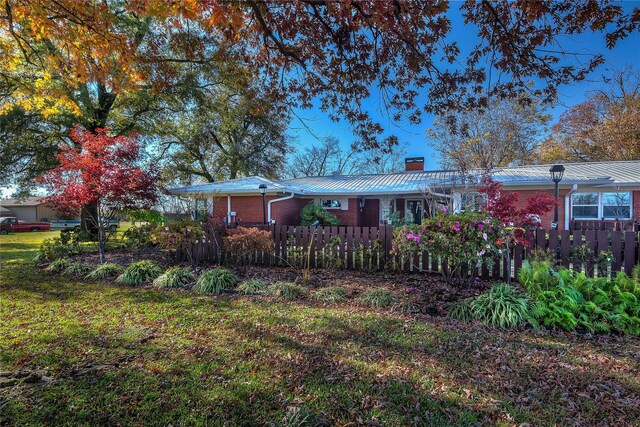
[549,164,565,229]
[259,184,268,224]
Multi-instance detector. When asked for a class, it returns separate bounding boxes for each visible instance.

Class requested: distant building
[0,198,59,222]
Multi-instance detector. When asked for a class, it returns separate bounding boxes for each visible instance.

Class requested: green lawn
[1,233,639,426]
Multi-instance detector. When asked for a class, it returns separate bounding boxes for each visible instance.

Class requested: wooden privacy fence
[182,225,640,280]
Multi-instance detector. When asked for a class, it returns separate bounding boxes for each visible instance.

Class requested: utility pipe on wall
[268,193,295,223]
[564,184,577,230]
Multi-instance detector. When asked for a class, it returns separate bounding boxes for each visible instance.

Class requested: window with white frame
[571,192,632,220]
[571,193,599,219]
[321,199,341,209]
[602,192,631,219]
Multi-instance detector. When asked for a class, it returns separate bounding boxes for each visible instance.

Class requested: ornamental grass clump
[360,289,396,308]
[469,283,532,328]
[236,278,266,294]
[194,268,237,293]
[46,257,72,273]
[116,260,163,286]
[62,261,92,277]
[153,267,195,289]
[314,286,347,304]
[266,282,307,300]
[86,262,123,280]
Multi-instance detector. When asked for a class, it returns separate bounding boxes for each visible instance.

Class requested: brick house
[170,159,640,231]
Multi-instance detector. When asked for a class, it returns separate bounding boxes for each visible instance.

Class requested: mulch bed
[70,250,496,315]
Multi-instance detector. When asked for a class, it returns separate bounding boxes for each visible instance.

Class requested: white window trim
[571,191,633,220]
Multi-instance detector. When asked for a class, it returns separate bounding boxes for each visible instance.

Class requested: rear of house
[170,160,640,231]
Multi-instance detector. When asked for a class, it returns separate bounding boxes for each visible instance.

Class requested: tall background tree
[427,97,550,171]
[154,78,290,183]
[538,68,640,162]
[286,138,407,178]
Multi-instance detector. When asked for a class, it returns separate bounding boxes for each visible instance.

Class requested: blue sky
[288,1,640,170]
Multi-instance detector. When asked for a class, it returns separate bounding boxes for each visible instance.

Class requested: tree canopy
[538,68,640,162]
[1,0,638,188]
[427,97,550,171]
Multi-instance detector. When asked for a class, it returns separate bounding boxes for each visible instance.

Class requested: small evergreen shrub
[314,286,347,304]
[153,267,195,288]
[194,268,237,293]
[236,279,266,294]
[116,260,163,286]
[38,234,82,261]
[266,282,307,300]
[123,225,154,249]
[300,203,340,226]
[62,262,92,277]
[86,262,123,280]
[46,257,72,273]
[360,289,396,308]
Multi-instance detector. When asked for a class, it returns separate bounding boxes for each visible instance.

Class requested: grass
[1,232,639,426]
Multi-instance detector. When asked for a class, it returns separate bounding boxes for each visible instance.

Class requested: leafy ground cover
[1,233,640,426]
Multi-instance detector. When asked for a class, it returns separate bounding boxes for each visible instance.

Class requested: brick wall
[328,198,360,226]
[633,191,640,222]
[504,189,568,230]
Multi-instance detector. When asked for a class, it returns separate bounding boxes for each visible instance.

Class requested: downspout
[268,192,295,223]
[227,195,231,224]
[565,184,577,230]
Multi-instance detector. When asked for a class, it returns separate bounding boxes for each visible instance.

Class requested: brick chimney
[405,157,424,172]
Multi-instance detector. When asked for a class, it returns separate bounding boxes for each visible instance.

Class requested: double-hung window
[571,192,632,220]
[602,192,631,219]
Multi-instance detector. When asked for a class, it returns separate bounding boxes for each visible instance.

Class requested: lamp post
[549,164,565,229]
[258,184,267,224]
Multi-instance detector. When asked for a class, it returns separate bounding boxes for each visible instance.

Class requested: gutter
[565,184,578,230]
[268,192,295,223]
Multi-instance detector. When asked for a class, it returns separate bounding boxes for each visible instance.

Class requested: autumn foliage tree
[538,68,640,162]
[39,127,160,263]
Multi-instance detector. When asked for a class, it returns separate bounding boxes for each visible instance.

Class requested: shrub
[123,225,154,249]
[46,258,72,273]
[266,282,307,300]
[468,283,532,328]
[116,260,163,286]
[86,262,123,280]
[236,279,266,294]
[300,203,339,226]
[392,212,504,286]
[314,286,347,304]
[38,234,82,261]
[360,289,396,308]
[62,262,92,277]
[194,268,237,293]
[153,267,195,288]
[224,227,273,265]
[150,220,208,264]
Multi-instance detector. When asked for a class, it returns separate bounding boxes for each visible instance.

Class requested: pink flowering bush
[392,212,504,286]
[150,220,208,264]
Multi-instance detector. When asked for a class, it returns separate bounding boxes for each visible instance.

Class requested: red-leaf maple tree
[39,127,161,262]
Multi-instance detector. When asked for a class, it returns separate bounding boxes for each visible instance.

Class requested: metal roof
[169,161,640,196]
[171,176,288,196]
[0,197,44,207]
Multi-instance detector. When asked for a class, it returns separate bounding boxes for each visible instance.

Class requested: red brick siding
[503,189,568,230]
[271,198,307,225]
[405,162,424,171]
[327,198,360,226]
[633,191,640,223]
